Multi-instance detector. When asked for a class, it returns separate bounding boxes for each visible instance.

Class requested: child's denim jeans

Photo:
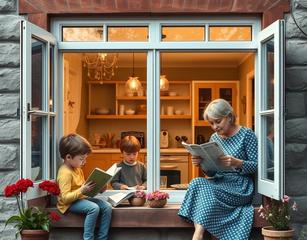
[69,197,112,240]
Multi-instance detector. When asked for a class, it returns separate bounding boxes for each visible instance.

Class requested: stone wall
[0,0,23,238]
[285,0,307,238]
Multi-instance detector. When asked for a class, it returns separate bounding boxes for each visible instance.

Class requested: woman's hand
[219,155,243,168]
[80,181,96,194]
[191,156,202,166]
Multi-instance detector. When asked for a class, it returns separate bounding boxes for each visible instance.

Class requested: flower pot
[262,226,295,240]
[129,197,146,206]
[21,230,49,240]
[147,199,167,208]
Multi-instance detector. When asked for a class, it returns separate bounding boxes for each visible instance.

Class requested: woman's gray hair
[203,98,236,124]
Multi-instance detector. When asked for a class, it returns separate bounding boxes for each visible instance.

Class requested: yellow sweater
[57,164,87,214]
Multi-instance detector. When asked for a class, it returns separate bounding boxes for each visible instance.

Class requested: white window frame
[21,16,284,202]
[21,20,58,199]
[256,20,285,200]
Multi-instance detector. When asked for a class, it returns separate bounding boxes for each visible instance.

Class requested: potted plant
[128,190,146,206]
[258,195,298,239]
[4,178,61,239]
[146,190,169,208]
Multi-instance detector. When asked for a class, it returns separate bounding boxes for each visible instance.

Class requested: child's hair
[120,135,141,153]
[59,133,92,159]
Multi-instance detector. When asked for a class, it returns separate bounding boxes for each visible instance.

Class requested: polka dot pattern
[178,127,258,240]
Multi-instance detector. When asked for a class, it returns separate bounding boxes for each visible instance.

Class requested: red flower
[4,184,19,197]
[15,179,33,193]
[49,211,61,221]
[39,180,60,196]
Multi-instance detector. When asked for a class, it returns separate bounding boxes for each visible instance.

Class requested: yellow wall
[238,54,255,127]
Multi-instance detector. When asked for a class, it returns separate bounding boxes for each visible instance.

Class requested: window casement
[21,17,284,201]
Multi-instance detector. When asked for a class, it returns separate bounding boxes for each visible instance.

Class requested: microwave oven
[120,131,145,148]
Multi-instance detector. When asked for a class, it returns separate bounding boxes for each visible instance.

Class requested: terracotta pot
[147,199,167,208]
[21,230,49,240]
[262,226,295,240]
[129,197,146,206]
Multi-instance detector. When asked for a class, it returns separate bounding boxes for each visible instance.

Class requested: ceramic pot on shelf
[21,229,49,240]
[147,199,167,208]
[129,197,146,206]
[262,226,295,240]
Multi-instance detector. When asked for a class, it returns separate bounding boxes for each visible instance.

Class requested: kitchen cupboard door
[193,81,238,126]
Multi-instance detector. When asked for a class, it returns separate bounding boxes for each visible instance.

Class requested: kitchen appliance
[121,131,145,148]
[160,130,169,148]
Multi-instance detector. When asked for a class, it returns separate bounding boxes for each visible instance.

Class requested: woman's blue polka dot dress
[178,127,258,240]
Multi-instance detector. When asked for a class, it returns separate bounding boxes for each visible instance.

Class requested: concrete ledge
[47,205,267,228]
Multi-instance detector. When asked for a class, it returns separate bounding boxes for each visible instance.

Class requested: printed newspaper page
[182,141,233,172]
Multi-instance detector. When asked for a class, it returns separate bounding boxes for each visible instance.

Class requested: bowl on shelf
[169,91,177,96]
[95,108,110,115]
[174,110,183,115]
[125,109,135,115]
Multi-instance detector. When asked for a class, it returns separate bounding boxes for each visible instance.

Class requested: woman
[178,98,258,240]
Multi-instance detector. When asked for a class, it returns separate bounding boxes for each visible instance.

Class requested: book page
[106,163,118,176]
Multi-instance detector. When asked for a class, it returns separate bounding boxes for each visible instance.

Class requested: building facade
[0,0,307,239]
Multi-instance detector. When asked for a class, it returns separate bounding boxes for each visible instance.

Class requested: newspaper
[182,141,233,172]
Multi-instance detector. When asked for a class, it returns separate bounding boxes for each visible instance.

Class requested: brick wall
[0,0,23,238]
[285,0,307,237]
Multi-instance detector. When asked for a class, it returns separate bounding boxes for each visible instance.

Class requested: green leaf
[5,215,22,225]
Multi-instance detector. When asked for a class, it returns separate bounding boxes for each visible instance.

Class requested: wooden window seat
[45,205,266,229]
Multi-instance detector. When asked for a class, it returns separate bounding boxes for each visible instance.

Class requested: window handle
[27,103,48,120]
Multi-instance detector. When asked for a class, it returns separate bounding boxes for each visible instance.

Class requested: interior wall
[238,54,255,126]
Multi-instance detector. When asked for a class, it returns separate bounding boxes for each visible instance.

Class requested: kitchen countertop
[92,148,188,154]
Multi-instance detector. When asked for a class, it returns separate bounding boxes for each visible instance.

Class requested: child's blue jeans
[69,197,112,240]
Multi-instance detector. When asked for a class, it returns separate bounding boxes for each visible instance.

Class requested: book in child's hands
[182,141,233,172]
[84,163,121,197]
[107,191,135,207]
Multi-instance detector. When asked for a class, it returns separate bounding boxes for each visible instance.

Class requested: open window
[256,20,285,200]
[21,20,58,199]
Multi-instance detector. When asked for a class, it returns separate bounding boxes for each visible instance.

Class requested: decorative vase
[147,199,167,208]
[129,197,146,206]
[262,226,295,240]
[21,230,49,240]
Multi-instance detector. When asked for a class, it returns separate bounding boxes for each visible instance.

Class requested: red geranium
[4,178,61,237]
[39,180,60,196]
[49,211,61,221]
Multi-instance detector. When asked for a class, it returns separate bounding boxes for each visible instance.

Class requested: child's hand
[81,181,96,194]
[136,185,145,190]
[100,185,107,193]
[120,184,129,190]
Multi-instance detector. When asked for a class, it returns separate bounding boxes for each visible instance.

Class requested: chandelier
[83,53,119,81]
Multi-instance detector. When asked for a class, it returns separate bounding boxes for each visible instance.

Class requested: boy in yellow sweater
[57,133,112,240]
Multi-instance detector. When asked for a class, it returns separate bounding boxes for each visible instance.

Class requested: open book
[182,141,233,172]
[84,163,121,197]
[107,191,135,207]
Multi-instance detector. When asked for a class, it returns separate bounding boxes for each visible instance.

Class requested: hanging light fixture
[125,52,142,96]
[83,53,118,81]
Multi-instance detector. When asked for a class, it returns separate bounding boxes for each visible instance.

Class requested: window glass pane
[161,26,205,41]
[49,45,54,112]
[50,117,55,178]
[264,38,274,109]
[62,27,103,41]
[32,115,44,181]
[108,26,148,42]
[219,88,232,106]
[199,88,212,121]
[262,115,274,181]
[32,38,43,109]
[209,26,252,41]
